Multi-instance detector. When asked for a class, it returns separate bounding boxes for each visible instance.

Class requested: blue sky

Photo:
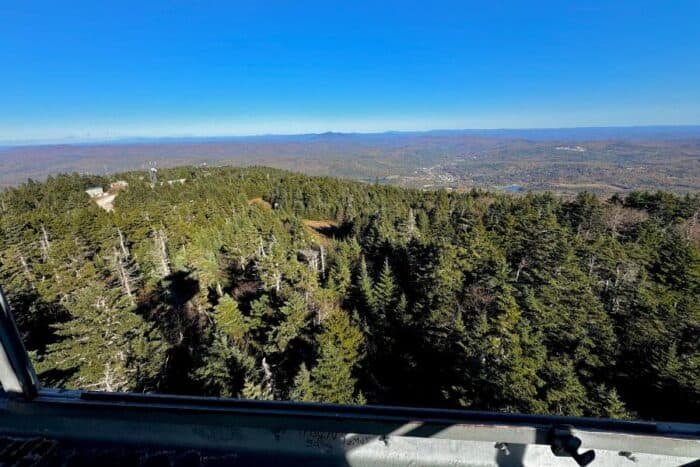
[1,1,699,141]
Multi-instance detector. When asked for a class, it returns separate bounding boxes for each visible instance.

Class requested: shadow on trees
[39,367,79,389]
[136,271,205,395]
[9,288,74,389]
[225,261,265,314]
[11,288,70,355]
[317,221,352,240]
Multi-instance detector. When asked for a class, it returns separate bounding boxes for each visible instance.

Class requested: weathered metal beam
[0,286,40,398]
[0,389,698,466]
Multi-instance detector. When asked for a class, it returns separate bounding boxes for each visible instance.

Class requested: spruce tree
[214,294,250,346]
[241,379,274,400]
[270,292,310,352]
[356,256,376,314]
[329,251,352,298]
[310,309,365,404]
[289,363,315,402]
[41,280,166,392]
[192,332,255,397]
[374,258,396,316]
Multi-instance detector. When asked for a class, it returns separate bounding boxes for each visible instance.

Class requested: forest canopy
[0,166,698,422]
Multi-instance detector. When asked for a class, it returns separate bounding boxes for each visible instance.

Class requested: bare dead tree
[274,263,281,294]
[153,228,171,277]
[39,224,51,261]
[677,210,700,247]
[587,255,596,277]
[117,228,130,257]
[463,284,496,316]
[113,247,140,305]
[407,207,419,239]
[514,257,530,283]
[261,356,274,393]
[319,245,326,278]
[18,252,32,281]
[602,205,648,237]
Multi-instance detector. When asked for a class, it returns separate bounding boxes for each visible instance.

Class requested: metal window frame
[0,285,40,398]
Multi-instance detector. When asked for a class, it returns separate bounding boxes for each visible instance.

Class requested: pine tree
[329,251,352,298]
[270,292,310,352]
[398,208,420,242]
[396,293,408,317]
[459,267,547,414]
[310,309,365,404]
[193,333,237,397]
[289,363,315,402]
[241,379,274,400]
[192,331,255,397]
[186,230,225,298]
[591,384,632,419]
[356,256,376,314]
[2,165,699,421]
[41,280,166,392]
[214,294,250,346]
[373,258,396,316]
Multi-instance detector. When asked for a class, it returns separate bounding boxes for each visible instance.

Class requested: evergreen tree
[270,292,310,352]
[459,267,547,414]
[192,332,255,397]
[40,280,165,392]
[310,309,365,404]
[241,379,274,400]
[1,166,698,421]
[329,250,352,298]
[214,294,250,346]
[356,256,376,314]
[289,363,315,401]
[374,259,396,316]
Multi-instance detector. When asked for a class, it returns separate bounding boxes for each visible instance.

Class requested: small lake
[502,185,524,193]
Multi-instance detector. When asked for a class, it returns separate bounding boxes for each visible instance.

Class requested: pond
[502,185,524,193]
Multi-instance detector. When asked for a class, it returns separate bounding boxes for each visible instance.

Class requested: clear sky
[1,1,700,141]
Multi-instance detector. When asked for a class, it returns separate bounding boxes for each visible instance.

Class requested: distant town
[2,127,700,197]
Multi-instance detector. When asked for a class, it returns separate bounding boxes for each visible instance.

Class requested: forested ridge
[0,166,698,422]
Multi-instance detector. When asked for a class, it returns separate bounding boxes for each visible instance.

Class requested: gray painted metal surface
[0,341,22,393]
[0,286,39,398]
[0,390,697,466]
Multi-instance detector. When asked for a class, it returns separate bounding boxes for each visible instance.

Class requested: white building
[85,187,104,198]
[110,180,129,190]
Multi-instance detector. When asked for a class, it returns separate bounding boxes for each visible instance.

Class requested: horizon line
[2,123,700,147]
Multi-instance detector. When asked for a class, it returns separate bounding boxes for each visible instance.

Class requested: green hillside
[1,166,698,421]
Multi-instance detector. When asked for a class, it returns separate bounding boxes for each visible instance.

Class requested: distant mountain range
[2,126,700,193]
[2,125,700,147]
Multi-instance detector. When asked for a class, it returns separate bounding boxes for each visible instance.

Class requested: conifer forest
[0,166,698,422]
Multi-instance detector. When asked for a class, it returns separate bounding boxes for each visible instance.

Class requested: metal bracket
[549,425,596,466]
